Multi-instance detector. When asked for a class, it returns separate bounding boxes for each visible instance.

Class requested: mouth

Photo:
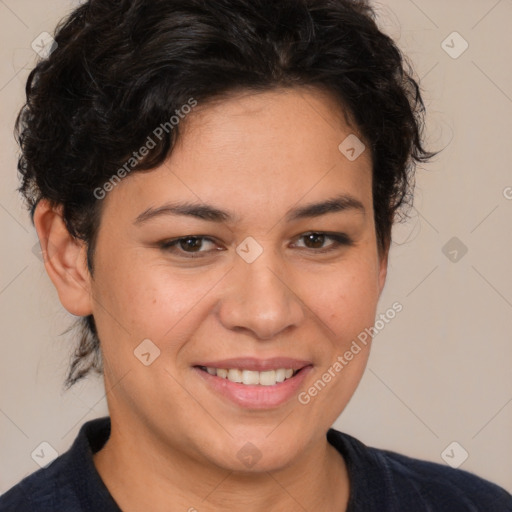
[192,358,313,409]
[196,366,301,386]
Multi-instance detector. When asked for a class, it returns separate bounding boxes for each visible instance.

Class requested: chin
[202,428,311,474]
[219,448,298,474]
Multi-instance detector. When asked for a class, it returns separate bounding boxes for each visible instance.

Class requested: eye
[160,236,221,258]
[159,231,353,259]
[292,232,353,253]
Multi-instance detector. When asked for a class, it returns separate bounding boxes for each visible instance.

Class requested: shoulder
[0,417,113,512]
[376,445,512,510]
[327,429,512,511]
[0,452,76,512]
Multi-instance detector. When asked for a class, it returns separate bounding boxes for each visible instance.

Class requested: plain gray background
[1,0,511,494]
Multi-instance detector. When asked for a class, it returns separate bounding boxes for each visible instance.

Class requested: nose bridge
[218,244,304,340]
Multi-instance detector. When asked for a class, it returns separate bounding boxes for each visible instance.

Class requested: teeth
[242,370,259,385]
[216,368,228,379]
[259,370,276,386]
[204,367,297,386]
[228,368,243,383]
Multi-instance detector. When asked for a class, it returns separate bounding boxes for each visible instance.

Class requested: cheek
[298,260,379,418]
[92,257,221,353]
[313,258,382,338]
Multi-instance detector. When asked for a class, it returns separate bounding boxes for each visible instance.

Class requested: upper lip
[193,357,313,372]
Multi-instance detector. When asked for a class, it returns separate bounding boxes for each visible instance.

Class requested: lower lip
[194,366,313,409]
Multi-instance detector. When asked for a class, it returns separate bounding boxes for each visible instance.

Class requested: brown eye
[160,236,220,258]
[294,232,353,252]
[178,237,205,252]
[303,233,326,249]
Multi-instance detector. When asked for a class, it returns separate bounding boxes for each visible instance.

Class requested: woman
[1,0,510,510]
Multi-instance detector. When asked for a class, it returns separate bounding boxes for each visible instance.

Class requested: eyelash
[159,232,353,259]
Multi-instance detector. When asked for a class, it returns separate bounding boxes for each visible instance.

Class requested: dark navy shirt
[1,416,511,511]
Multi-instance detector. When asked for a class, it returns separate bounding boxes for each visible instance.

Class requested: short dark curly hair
[16,0,437,388]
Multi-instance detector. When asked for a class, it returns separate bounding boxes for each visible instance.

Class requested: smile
[193,359,313,409]
[198,367,299,386]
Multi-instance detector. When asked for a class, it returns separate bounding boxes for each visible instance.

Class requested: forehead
[177,86,366,162]
[106,87,373,224]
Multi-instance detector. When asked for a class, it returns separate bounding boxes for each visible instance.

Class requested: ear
[33,199,93,316]
[377,241,389,297]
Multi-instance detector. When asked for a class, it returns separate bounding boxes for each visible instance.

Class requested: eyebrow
[134,193,366,225]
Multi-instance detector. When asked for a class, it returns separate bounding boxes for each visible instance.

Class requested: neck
[93,416,350,512]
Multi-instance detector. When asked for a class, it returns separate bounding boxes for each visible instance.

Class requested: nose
[216,249,305,341]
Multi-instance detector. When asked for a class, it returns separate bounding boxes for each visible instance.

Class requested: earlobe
[33,199,93,316]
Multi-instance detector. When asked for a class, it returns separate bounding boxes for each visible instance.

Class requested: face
[87,87,387,472]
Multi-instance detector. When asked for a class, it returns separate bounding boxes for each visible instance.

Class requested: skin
[34,86,388,512]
